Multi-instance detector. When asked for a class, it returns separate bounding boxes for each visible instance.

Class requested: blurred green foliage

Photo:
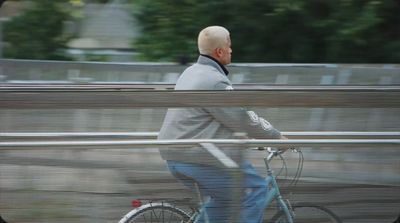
[2,0,399,63]
[132,0,400,63]
[3,0,72,60]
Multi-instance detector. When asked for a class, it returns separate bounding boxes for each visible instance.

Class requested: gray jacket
[158,55,281,166]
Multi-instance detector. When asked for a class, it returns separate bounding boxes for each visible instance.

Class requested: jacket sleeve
[205,81,282,139]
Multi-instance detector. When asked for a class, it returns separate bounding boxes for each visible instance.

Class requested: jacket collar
[198,54,229,76]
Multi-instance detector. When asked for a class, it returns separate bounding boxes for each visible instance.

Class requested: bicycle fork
[276,197,295,223]
[192,182,210,223]
[264,155,295,223]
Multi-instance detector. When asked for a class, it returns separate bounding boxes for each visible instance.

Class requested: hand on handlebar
[255,135,297,153]
[278,135,291,152]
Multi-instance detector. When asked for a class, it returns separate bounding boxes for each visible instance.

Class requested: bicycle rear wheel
[270,202,342,223]
[118,202,193,223]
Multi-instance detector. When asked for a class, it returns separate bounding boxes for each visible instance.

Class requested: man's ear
[215,48,223,58]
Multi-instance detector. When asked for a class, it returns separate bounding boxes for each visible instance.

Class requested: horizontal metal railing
[1,139,399,150]
[1,131,400,139]
[2,83,371,90]
[2,59,399,87]
[3,58,398,69]
[0,83,177,90]
[1,85,399,108]
[0,59,186,72]
[1,83,400,91]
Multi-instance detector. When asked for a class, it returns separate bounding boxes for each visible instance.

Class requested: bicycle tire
[270,202,342,223]
[118,202,193,223]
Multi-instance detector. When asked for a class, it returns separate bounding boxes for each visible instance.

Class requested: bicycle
[118,148,342,223]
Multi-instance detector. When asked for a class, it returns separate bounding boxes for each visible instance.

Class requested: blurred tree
[132,0,200,62]
[323,0,398,63]
[132,0,400,63]
[3,0,71,60]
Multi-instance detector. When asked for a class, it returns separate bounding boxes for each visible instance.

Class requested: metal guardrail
[0,59,186,70]
[1,131,399,151]
[0,83,177,90]
[1,86,399,108]
[1,131,400,139]
[2,58,399,69]
[1,139,399,150]
[1,59,399,86]
[0,83,399,91]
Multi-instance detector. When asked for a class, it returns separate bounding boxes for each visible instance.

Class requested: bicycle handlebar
[253,147,298,161]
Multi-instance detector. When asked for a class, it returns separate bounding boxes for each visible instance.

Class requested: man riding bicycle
[158,26,288,223]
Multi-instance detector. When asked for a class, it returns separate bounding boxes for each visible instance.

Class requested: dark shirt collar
[199,54,229,76]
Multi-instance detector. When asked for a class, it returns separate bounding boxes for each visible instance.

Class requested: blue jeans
[166,161,269,223]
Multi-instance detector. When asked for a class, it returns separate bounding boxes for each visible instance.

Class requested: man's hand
[278,135,291,152]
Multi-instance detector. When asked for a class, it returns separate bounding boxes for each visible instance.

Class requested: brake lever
[290,148,300,153]
[260,147,281,154]
[256,147,296,155]
[267,147,284,156]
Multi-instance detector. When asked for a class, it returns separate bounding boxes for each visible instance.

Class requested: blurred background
[1,0,400,63]
[0,0,399,222]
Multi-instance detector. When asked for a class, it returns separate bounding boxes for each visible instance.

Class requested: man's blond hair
[198,26,230,55]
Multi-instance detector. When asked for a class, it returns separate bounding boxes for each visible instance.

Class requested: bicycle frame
[263,151,294,223]
[193,151,294,223]
[119,148,342,223]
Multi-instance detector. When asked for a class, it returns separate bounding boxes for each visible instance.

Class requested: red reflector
[131,199,142,208]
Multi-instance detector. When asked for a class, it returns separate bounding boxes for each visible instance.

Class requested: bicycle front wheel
[270,202,342,223]
[118,202,193,223]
